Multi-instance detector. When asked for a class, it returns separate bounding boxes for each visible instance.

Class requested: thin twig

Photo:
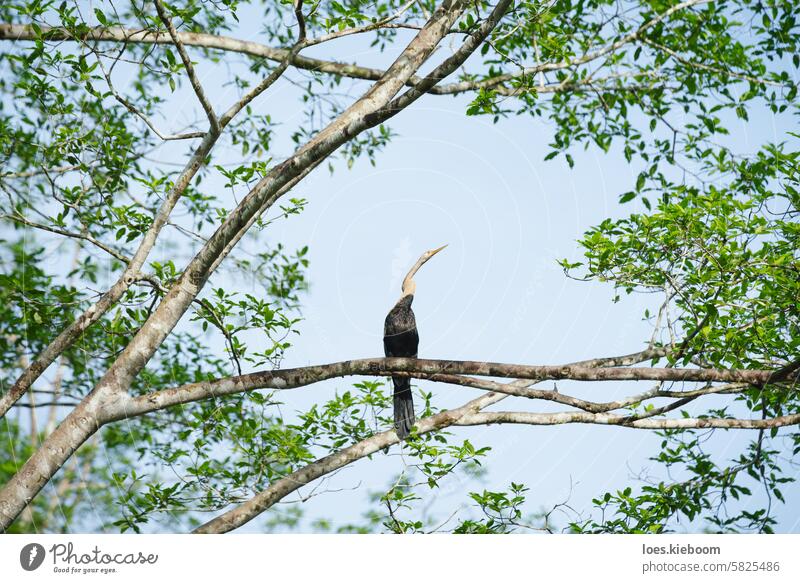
[153,0,220,133]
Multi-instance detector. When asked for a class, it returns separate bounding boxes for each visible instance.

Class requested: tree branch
[0,23,408,86]
[457,410,800,430]
[153,0,220,134]
[107,355,794,422]
[0,213,132,263]
[293,0,307,42]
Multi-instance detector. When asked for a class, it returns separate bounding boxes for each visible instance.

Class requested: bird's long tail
[392,377,415,440]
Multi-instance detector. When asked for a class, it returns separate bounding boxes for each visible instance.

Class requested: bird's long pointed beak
[421,244,447,266]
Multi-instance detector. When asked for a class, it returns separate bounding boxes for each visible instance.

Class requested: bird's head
[420,244,448,262]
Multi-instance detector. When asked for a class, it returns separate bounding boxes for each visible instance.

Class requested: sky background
[7,1,799,532]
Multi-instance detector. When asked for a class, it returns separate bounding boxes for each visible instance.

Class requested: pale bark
[0,0,476,533]
[106,356,793,422]
[457,410,800,430]
[0,0,732,100]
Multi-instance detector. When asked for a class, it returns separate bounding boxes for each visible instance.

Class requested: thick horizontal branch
[458,411,800,430]
[0,23,409,87]
[0,22,466,94]
[109,355,790,423]
[401,373,752,413]
[0,23,656,97]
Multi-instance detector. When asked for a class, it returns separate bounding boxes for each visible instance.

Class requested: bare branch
[457,410,800,430]
[572,347,667,368]
[0,213,132,264]
[302,0,417,48]
[109,355,793,422]
[293,0,307,42]
[153,0,220,134]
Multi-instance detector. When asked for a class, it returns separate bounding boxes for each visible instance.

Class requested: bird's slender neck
[396,245,446,303]
[400,256,425,300]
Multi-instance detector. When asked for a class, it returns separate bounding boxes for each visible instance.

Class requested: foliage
[560,142,799,533]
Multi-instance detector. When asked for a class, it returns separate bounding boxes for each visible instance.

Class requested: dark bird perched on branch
[383,245,447,440]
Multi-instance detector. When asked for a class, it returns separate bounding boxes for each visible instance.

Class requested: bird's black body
[383,294,419,440]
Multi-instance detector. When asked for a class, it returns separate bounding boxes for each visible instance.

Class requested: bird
[383,245,447,440]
